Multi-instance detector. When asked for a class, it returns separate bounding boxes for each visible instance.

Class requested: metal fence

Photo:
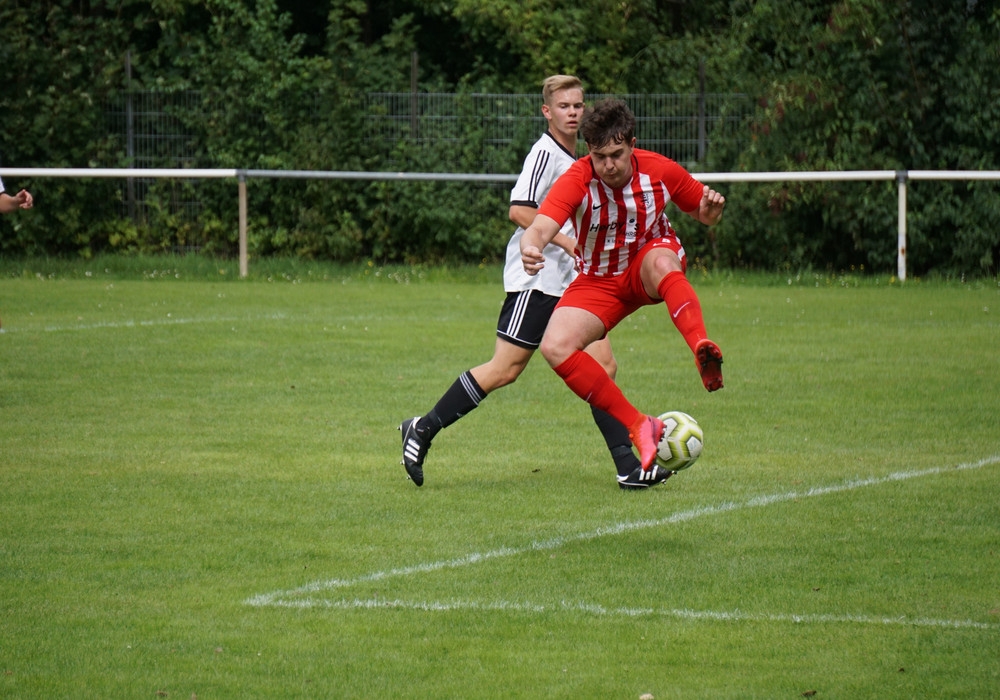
[105,91,751,169]
[104,90,204,222]
[363,92,751,171]
[9,165,997,281]
[103,90,751,220]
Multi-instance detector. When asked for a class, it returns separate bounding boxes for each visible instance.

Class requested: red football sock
[658,270,707,354]
[553,351,642,430]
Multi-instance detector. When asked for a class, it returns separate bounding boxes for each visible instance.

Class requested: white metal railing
[3,168,999,280]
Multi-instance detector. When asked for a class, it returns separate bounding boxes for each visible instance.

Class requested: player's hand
[698,185,724,225]
[14,190,33,209]
[521,245,544,276]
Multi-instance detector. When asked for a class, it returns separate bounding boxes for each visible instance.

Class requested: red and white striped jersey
[538,149,706,277]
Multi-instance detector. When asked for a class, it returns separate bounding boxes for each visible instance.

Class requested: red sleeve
[537,158,590,224]
[640,151,704,214]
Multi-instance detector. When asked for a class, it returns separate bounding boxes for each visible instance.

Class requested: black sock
[418,371,487,440]
[591,405,640,476]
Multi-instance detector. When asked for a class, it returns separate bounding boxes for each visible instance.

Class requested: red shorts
[556,237,686,332]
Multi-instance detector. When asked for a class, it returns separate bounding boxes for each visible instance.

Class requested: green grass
[1,257,998,698]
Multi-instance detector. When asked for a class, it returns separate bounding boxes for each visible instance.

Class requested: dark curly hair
[580,99,636,150]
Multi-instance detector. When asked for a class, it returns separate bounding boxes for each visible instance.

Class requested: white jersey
[503,131,578,295]
[0,175,5,194]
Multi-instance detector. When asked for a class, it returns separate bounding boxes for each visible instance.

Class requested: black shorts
[496,290,559,350]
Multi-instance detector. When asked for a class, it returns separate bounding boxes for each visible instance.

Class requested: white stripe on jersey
[505,132,579,295]
[526,151,551,205]
[577,171,674,277]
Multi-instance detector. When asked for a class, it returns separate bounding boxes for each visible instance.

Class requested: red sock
[658,270,707,354]
[553,351,642,430]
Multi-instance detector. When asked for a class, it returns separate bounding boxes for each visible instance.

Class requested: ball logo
[656,411,704,471]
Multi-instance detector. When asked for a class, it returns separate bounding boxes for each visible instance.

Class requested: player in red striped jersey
[521,99,726,473]
[399,79,668,490]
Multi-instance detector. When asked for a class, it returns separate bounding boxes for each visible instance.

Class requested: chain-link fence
[105,90,751,222]
[104,90,204,223]
[364,92,751,172]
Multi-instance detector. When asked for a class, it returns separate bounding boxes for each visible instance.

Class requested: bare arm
[0,189,33,214]
[511,205,575,258]
[509,204,537,230]
[519,214,562,276]
[550,232,576,258]
[686,185,725,226]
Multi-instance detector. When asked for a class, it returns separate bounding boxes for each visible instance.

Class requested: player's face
[588,137,635,189]
[542,88,584,142]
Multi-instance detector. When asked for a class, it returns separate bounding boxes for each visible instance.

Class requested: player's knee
[652,252,683,278]
[539,336,570,367]
[643,247,681,282]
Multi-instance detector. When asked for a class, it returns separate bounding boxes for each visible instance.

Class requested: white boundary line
[257,597,995,630]
[246,456,1000,629]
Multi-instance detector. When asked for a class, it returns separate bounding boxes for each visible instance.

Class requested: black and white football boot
[398,416,431,486]
[617,463,674,491]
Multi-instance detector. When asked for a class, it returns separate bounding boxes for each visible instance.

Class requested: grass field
[1,257,998,698]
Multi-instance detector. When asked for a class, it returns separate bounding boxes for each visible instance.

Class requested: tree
[0,0,145,255]
[1,0,996,273]
[709,0,1000,274]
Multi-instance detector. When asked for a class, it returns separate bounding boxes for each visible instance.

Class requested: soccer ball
[656,411,704,471]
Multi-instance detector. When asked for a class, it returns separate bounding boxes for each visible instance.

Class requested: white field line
[244,455,1000,624]
[260,597,995,630]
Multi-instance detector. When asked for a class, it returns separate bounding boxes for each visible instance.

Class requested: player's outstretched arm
[693,185,725,226]
[551,232,576,258]
[520,213,561,276]
[0,189,33,214]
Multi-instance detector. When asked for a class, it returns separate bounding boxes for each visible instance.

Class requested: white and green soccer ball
[656,411,704,471]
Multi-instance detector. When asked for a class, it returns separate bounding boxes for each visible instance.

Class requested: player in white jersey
[500,131,577,298]
[0,174,34,214]
[399,77,671,490]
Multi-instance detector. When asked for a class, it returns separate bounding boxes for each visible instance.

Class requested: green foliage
[0,0,138,255]
[442,0,736,93]
[1,0,998,275]
[709,0,1000,274]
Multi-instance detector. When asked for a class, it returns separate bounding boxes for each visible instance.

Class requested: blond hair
[542,75,583,106]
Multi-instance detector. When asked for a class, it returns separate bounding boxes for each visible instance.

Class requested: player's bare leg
[400,339,532,486]
[469,339,534,393]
